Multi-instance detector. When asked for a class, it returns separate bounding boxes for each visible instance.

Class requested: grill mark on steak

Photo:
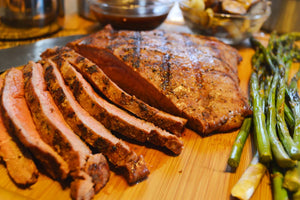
[1,68,69,180]
[23,62,110,199]
[115,31,142,70]
[131,31,141,69]
[43,59,149,183]
[51,58,183,154]
[67,25,251,135]
[179,35,245,119]
[41,47,187,136]
[160,52,171,92]
[184,70,250,133]
[0,77,39,187]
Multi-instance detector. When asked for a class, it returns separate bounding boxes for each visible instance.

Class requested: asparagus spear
[227,53,265,168]
[267,73,296,168]
[245,31,300,199]
[282,43,300,194]
[291,48,300,62]
[271,162,289,200]
[294,188,300,200]
[250,37,276,73]
[276,75,300,160]
[279,32,300,44]
[285,62,300,131]
[250,72,272,162]
[231,152,267,200]
[285,103,295,131]
[287,77,300,147]
[290,64,300,199]
[283,163,300,192]
[228,117,252,168]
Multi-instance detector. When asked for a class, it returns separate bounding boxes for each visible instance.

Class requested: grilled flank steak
[48,55,183,154]
[1,68,69,180]
[67,25,252,135]
[23,62,110,199]
[0,77,38,187]
[41,47,187,136]
[42,59,149,183]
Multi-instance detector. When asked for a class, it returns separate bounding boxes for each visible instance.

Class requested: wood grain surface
[0,40,276,200]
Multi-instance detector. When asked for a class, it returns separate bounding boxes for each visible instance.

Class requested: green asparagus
[228,117,252,168]
[284,103,295,131]
[293,188,300,200]
[250,37,276,73]
[267,73,296,168]
[244,32,300,200]
[287,76,300,148]
[283,164,300,192]
[271,162,289,200]
[276,75,300,160]
[250,72,272,162]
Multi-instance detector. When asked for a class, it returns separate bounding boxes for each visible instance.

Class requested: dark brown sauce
[92,11,168,31]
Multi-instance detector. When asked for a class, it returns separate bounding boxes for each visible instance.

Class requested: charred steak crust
[23,62,110,199]
[41,47,187,136]
[1,68,69,180]
[23,63,86,170]
[48,55,183,155]
[67,25,251,135]
[0,77,38,187]
[42,59,149,183]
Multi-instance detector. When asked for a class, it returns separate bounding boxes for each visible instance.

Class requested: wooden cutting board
[0,41,274,200]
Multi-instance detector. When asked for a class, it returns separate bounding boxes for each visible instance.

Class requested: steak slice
[50,56,183,155]
[1,68,69,180]
[43,59,149,183]
[41,47,187,136]
[67,25,252,135]
[0,77,38,187]
[23,62,110,199]
[70,154,109,199]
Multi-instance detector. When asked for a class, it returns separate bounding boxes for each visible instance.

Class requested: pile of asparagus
[228,32,300,200]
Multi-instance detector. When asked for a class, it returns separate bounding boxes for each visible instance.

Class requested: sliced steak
[23,62,110,200]
[67,25,252,135]
[43,59,149,183]
[41,47,187,136]
[0,77,38,187]
[1,68,69,180]
[49,56,183,155]
[71,154,110,199]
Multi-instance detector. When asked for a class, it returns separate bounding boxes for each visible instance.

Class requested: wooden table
[0,3,276,200]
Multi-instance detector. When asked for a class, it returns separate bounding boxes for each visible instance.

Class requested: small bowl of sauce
[90,0,175,30]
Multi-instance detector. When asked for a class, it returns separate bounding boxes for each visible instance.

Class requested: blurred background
[0,0,299,47]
